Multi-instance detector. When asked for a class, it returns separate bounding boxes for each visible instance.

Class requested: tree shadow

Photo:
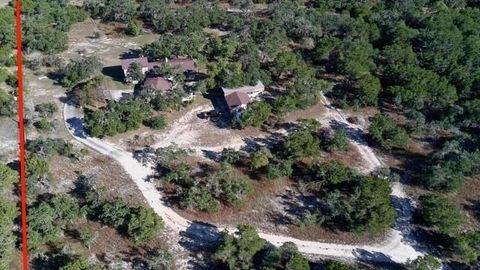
[65,117,88,139]
[329,119,370,148]
[179,221,221,253]
[102,66,125,82]
[353,249,400,267]
[119,50,143,60]
[464,199,480,222]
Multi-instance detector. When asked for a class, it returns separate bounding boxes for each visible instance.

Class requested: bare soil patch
[49,153,147,205]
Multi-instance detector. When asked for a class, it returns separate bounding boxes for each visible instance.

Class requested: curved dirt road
[63,98,423,264]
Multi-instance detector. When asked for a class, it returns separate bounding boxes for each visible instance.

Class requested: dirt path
[63,96,423,266]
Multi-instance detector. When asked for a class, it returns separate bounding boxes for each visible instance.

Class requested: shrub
[220,148,245,164]
[282,129,320,158]
[84,98,151,137]
[26,138,75,158]
[419,194,463,234]
[0,90,14,117]
[311,160,351,186]
[26,154,49,178]
[0,164,17,191]
[368,114,408,149]
[34,118,52,130]
[127,206,164,243]
[182,187,220,212]
[266,159,293,180]
[452,231,480,264]
[237,101,272,128]
[35,102,58,117]
[221,178,253,207]
[145,115,167,130]
[61,56,102,87]
[324,260,355,270]
[99,200,130,228]
[126,19,142,36]
[324,129,349,152]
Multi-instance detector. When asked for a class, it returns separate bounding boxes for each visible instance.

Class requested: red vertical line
[15,0,29,269]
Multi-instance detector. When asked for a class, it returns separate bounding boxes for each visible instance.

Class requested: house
[225,91,251,112]
[148,58,197,73]
[221,81,264,100]
[120,57,149,80]
[143,77,173,92]
[221,81,265,112]
[121,56,197,82]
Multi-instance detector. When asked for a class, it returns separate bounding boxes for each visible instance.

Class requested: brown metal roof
[167,59,196,72]
[225,91,251,110]
[143,77,173,91]
[120,57,149,70]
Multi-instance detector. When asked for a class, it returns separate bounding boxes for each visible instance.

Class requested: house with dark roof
[120,57,149,81]
[143,77,173,92]
[225,91,251,111]
[222,81,265,113]
[121,56,197,82]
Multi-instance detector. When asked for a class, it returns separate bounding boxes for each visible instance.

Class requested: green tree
[51,195,85,221]
[250,147,272,170]
[368,114,408,150]
[0,164,17,191]
[419,194,463,234]
[0,199,16,269]
[79,227,97,249]
[282,129,320,158]
[311,160,351,186]
[0,91,14,117]
[356,73,381,106]
[221,177,253,208]
[84,98,151,137]
[28,202,62,252]
[35,102,58,118]
[182,186,220,212]
[220,148,245,164]
[145,115,167,130]
[61,56,102,87]
[324,129,349,152]
[214,224,265,270]
[26,154,49,178]
[260,242,310,270]
[60,257,89,270]
[452,231,480,264]
[322,177,396,233]
[85,0,137,23]
[238,101,272,129]
[324,260,355,270]
[126,19,142,36]
[266,159,293,180]
[127,206,165,243]
[385,65,457,111]
[34,118,52,131]
[100,200,130,228]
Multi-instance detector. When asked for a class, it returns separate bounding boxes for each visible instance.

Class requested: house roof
[222,81,264,96]
[225,91,251,109]
[121,57,149,70]
[148,58,196,72]
[143,77,173,91]
[167,58,196,72]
